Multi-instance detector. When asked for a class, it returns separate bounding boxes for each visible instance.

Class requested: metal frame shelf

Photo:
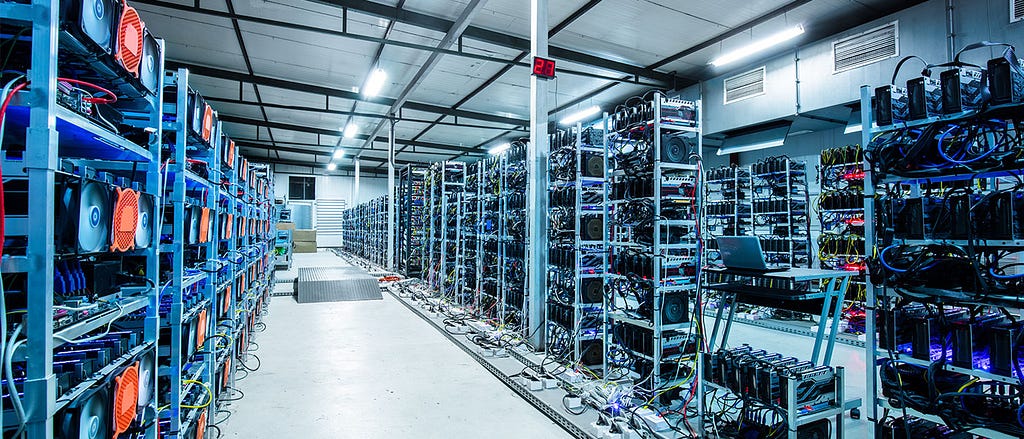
[2,4,163,436]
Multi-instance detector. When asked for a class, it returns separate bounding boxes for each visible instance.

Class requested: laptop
[716,236,788,273]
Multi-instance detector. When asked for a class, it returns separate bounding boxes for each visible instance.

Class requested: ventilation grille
[1014,0,1024,23]
[833,21,899,73]
[724,67,766,104]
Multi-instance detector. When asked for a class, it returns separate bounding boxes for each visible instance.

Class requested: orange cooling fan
[201,104,214,142]
[198,207,211,243]
[195,410,207,439]
[196,309,208,351]
[111,361,140,439]
[110,187,139,252]
[115,1,145,77]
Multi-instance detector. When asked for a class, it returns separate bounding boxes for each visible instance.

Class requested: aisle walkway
[222,251,569,439]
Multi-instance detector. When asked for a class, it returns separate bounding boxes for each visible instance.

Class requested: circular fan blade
[78,182,110,253]
[135,194,154,248]
[137,351,156,407]
[79,389,110,439]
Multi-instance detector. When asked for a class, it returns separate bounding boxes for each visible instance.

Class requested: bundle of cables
[866,116,1024,178]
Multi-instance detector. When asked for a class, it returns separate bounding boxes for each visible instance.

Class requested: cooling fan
[57,178,113,254]
[662,293,687,324]
[110,187,139,252]
[188,92,205,138]
[185,205,201,245]
[111,362,139,439]
[583,217,603,241]
[57,385,110,439]
[581,278,603,304]
[59,0,116,56]
[582,153,604,178]
[581,340,603,366]
[136,350,156,410]
[135,192,155,249]
[114,0,145,78]
[661,133,695,164]
[139,28,162,95]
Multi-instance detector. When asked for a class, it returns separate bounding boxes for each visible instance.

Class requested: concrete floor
[222,251,569,438]
[224,251,869,438]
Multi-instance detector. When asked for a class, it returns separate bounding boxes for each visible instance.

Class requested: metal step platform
[294,266,383,303]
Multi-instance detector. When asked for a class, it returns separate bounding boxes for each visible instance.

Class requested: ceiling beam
[220,115,486,154]
[237,142,422,165]
[204,96,525,132]
[236,139,471,159]
[257,156,390,175]
[355,0,489,156]
[166,61,530,126]
[307,0,676,85]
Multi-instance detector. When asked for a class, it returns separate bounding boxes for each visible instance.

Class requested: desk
[703,267,857,366]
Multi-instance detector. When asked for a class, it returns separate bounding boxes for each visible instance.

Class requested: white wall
[273,172,388,206]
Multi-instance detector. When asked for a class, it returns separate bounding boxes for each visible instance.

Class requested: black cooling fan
[661,134,695,164]
[60,0,117,55]
[58,179,113,254]
[139,29,162,95]
[135,193,155,249]
[57,385,110,439]
[581,278,603,304]
[584,217,603,241]
[583,154,604,177]
[662,293,688,324]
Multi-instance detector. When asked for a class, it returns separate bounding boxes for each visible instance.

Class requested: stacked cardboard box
[293,228,317,253]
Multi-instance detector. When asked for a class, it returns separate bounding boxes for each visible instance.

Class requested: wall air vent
[833,21,899,73]
[1014,0,1024,23]
[724,66,766,105]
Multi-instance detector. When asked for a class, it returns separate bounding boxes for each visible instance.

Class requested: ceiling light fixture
[333,150,344,159]
[327,163,338,171]
[362,68,388,97]
[710,25,805,67]
[343,123,358,139]
[559,105,601,125]
[488,143,511,155]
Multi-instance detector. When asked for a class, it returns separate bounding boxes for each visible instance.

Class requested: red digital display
[532,56,556,79]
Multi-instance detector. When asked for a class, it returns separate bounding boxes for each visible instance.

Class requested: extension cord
[543,377,560,389]
[590,421,611,437]
[639,410,671,432]
[612,422,639,439]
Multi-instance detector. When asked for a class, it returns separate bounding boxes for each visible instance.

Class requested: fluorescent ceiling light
[710,25,805,67]
[362,68,387,97]
[343,123,358,139]
[327,163,338,171]
[844,124,862,135]
[488,143,511,155]
[333,149,344,159]
[717,125,790,156]
[559,105,601,126]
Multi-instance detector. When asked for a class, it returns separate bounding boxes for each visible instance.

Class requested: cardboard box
[277,222,296,231]
[293,229,316,243]
[293,241,317,253]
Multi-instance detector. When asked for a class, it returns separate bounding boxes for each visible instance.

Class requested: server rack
[546,122,609,373]
[749,156,812,268]
[397,165,426,277]
[860,85,1024,439]
[500,144,529,335]
[1,4,163,436]
[703,165,751,264]
[605,93,703,392]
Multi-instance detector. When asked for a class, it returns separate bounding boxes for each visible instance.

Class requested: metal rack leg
[823,277,850,366]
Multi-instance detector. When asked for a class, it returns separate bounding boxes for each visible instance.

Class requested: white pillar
[526,0,549,348]
[387,120,396,270]
[352,157,361,206]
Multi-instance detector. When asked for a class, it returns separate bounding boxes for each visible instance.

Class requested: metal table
[703,267,857,366]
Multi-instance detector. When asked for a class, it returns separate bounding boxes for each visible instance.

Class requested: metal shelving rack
[703,165,751,264]
[605,93,703,391]
[421,163,465,298]
[397,165,426,277]
[750,156,812,268]
[160,68,223,438]
[461,162,482,311]
[480,157,502,320]
[545,122,609,372]
[816,144,867,333]
[1,3,164,436]
[499,144,529,334]
[859,85,1023,439]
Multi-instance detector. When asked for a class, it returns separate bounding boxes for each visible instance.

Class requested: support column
[526,0,549,349]
[387,119,397,270]
[352,157,361,206]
